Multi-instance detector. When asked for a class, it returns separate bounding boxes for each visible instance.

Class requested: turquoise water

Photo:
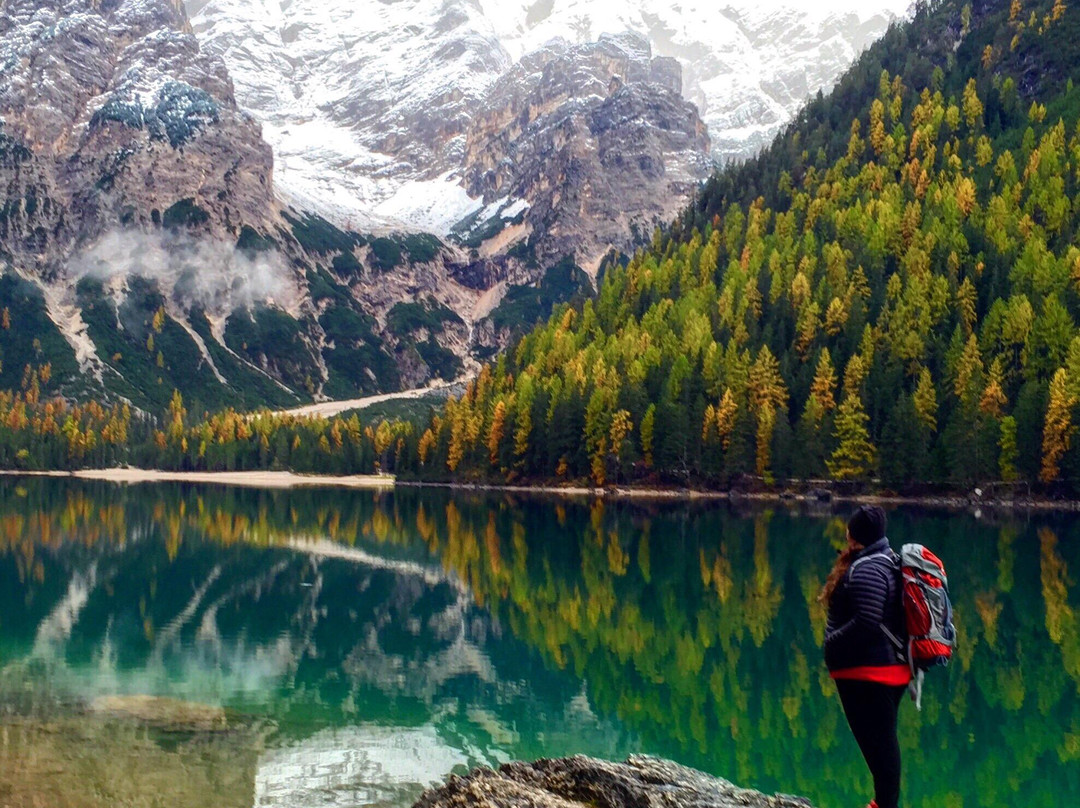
[0,479,1076,808]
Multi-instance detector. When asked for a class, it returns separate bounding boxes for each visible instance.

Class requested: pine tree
[828,395,876,480]
[809,349,837,411]
[913,367,938,432]
[715,388,738,448]
[999,416,1020,482]
[980,358,1008,417]
[962,78,984,130]
[487,401,507,466]
[640,404,656,469]
[794,395,828,478]
[756,402,775,481]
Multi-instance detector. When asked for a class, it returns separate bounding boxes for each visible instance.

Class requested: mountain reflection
[0,479,1077,808]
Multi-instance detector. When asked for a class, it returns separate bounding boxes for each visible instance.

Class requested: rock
[413,755,812,808]
[0,0,278,276]
[184,0,907,224]
[90,694,228,732]
[461,33,712,274]
[0,0,450,402]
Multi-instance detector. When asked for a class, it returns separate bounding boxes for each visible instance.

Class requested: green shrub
[400,233,443,264]
[0,273,79,391]
[319,307,400,395]
[285,212,364,254]
[236,226,276,254]
[415,337,462,382]
[331,250,363,276]
[386,300,463,337]
[224,306,317,393]
[162,198,210,229]
[90,98,145,131]
[150,82,220,148]
[368,237,403,271]
[488,257,590,333]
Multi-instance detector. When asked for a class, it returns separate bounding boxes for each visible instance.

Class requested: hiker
[820,505,909,808]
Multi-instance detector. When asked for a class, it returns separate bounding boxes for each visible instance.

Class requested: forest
[0,368,416,477]
[404,0,1080,494]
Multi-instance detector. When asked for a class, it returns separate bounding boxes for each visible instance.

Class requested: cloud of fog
[69,229,302,316]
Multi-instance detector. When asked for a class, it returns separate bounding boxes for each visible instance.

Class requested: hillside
[0,0,402,412]
[410,0,1080,494]
[1,0,921,416]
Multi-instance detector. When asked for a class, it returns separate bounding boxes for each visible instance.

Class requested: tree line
[0,367,417,477]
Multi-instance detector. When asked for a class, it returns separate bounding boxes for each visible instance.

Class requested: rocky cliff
[0,0,276,272]
[459,33,711,276]
[0,0,482,407]
[414,755,811,808]
[0,0,711,407]
[0,0,311,407]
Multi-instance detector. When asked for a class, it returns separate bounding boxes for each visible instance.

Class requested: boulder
[413,755,811,808]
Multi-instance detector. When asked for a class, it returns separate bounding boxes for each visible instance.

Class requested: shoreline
[396,480,1080,512]
[0,468,396,490]
[2,468,1077,511]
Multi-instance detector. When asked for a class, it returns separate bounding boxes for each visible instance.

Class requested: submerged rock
[413,755,811,808]
[90,694,227,732]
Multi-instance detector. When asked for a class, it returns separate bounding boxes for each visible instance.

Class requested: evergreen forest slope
[411,0,1080,493]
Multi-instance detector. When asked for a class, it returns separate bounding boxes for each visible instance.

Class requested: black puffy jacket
[824,537,907,672]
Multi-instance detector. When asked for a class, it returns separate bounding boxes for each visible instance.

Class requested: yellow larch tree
[1041,368,1076,483]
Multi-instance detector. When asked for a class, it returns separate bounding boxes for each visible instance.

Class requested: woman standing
[821,505,909,808]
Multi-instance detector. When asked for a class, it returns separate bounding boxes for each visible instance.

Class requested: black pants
[835,679,906,808]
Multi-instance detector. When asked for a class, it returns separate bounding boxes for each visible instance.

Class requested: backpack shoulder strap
[848,548,898,578]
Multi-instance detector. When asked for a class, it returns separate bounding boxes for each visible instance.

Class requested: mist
[69,229,303,317]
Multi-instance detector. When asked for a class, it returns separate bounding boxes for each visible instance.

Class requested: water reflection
[0,479,1077,808]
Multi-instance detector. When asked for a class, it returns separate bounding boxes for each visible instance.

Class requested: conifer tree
[1041,368,1076,483]
[913,367,938,432]
[809,350,837,411]
[828,394,876,481]
[999,416,1020,482]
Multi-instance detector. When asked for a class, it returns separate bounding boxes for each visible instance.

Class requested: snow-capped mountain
[185,0,910,232]
[186,0,508,231]
[0,0,912,409]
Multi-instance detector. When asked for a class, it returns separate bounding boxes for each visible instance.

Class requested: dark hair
[847,504,886,547]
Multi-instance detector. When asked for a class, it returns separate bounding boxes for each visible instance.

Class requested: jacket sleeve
[824,562,891,663]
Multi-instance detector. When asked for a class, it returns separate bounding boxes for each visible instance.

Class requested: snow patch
[371,171,484,234]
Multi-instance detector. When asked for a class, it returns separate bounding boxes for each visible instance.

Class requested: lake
[0,479,1076,808]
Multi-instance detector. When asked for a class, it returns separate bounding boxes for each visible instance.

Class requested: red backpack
[897,543,956,708]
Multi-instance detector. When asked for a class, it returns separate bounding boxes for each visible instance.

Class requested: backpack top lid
[900,542,948,587]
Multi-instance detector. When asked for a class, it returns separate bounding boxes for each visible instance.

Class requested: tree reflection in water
[0,479,1076,808]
